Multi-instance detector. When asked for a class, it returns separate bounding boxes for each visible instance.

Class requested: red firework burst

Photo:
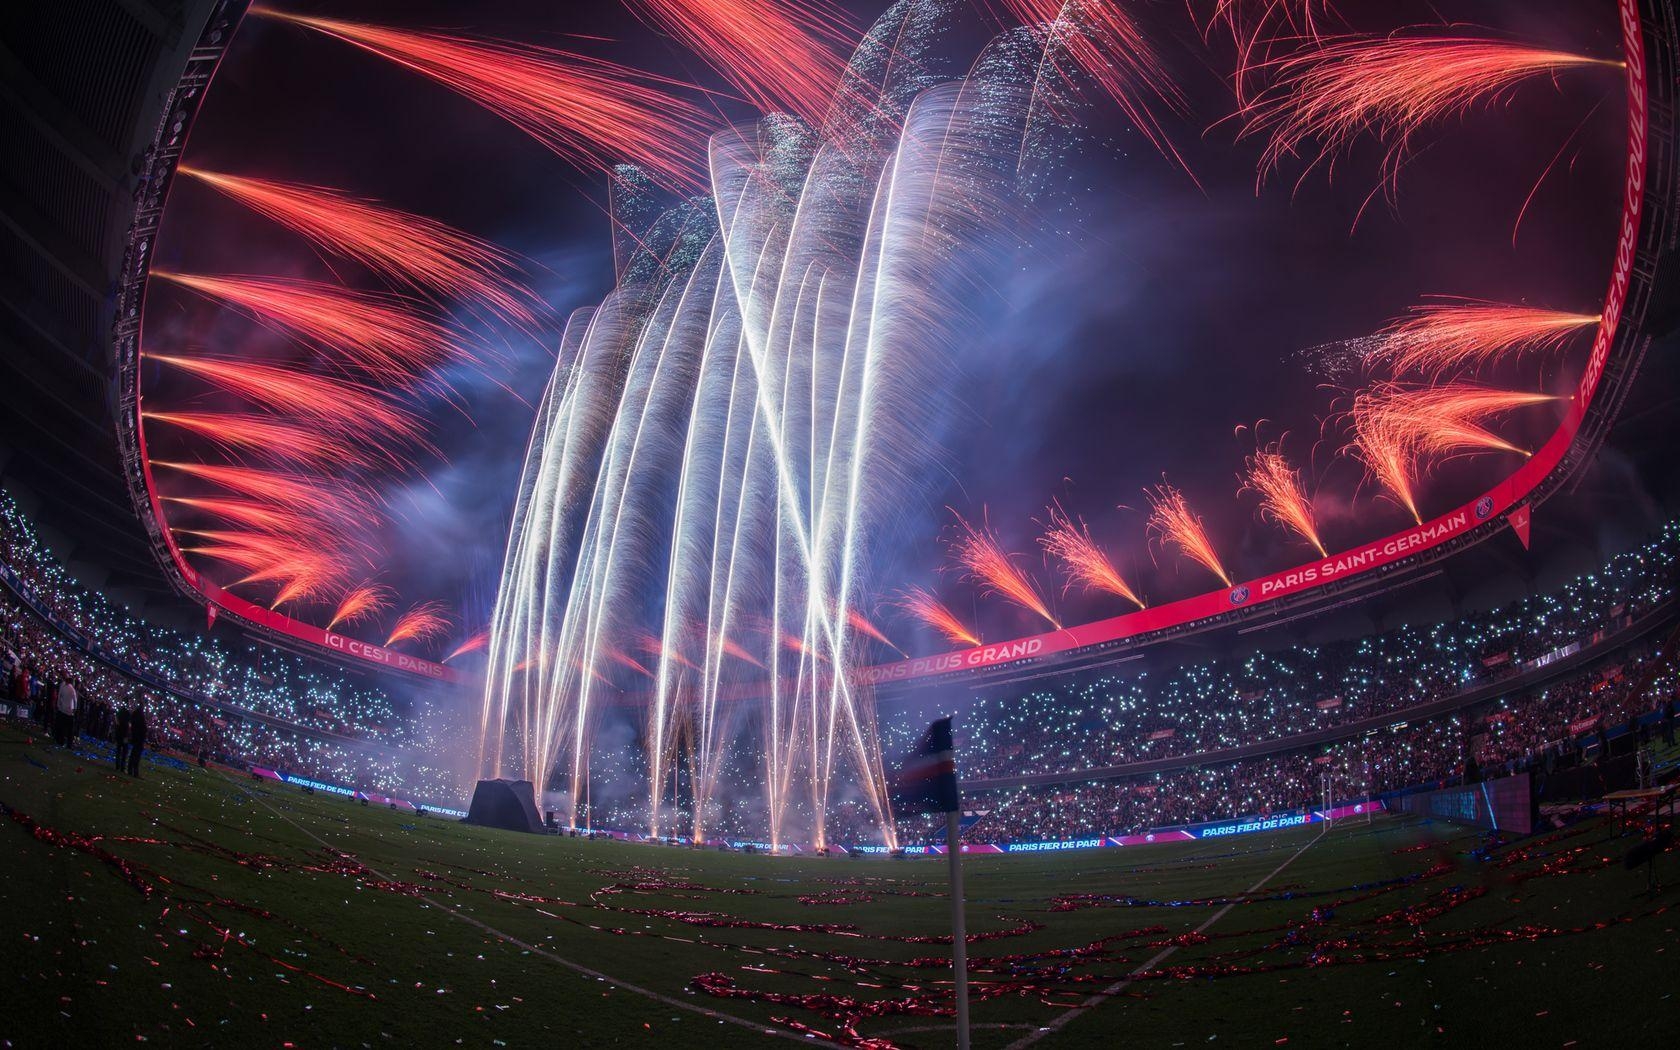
[444,630,490,663]
[328,583,395,631]
[145,354,426,456]
[949,512,1060,628]
[385,601,453,648]
[1346,383,1556,522]
[161,496,297,534]
[844,608,905,656]
[1369,300,1601,376]
[1243,35,1618,193]
[718,634,765,668]
[1039,502,1145,609]
[176,530,354,606]
[1240,446,1326,556]
[1145,482,1232,587]
[143,411,354,465]
[626,0,853,125]
[154,271,473,385]
[638,631,698,670]
[253,7,716,190]
[891,587,981,648]
[1000,0,1190,174]
[179,166,540,324]
[604,645,655,678]
[153,461,377,527]
[1352,383,1556,459]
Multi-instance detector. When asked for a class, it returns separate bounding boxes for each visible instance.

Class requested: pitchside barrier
[840,801,1384,855]
[249,765,468,818]
[1397,773,1536,836]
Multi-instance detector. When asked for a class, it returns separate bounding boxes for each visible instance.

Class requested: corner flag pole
[946,808,970,1050]
[892,716,969,1049]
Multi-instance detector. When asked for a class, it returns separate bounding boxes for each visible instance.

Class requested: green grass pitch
[1,721,1675,1048]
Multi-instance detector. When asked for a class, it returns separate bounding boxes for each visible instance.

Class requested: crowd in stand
[567,526,1680,846]
[5,480,1679,844]
[887,525,1679,784]
[845,529,1680,846]
[0,491,420,746]
[0,489,470,806]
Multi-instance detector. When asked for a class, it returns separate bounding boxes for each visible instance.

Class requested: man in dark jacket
[127,704,147,777]
[113,706,131,772]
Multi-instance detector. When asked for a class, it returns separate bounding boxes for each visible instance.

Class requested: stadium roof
[0,0,222,629]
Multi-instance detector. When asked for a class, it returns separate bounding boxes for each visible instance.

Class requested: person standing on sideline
[127,703,148,777]
[54,679,78,748]
[113,705,131,772]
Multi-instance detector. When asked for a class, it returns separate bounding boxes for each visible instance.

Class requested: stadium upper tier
[893,525,1677,785]
[4,484,1677,839]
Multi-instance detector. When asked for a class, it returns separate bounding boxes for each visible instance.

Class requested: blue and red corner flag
[891,716,960,815]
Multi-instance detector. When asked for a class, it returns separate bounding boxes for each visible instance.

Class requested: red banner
[1507,504,1533,549]
[859,3,1648,691]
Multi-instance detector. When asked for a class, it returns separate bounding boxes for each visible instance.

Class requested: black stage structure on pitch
[464,779,544,833]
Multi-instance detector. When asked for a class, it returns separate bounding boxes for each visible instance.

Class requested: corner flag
[892,716,960,814]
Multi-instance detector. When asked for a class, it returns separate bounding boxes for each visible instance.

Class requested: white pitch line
[1003,823,1331,1050]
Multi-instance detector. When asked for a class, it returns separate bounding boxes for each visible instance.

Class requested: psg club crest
[1229,585,1251,605]
[1475,496,1495,520]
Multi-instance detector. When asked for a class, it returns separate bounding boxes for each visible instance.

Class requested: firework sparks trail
[604,646,655,678]
[252,7,717,191]
[1146,482,1232,587]
[892,587,980,647]
[1347,403,1421,523]
[1197,0,1335,101]
[1353,384,1556,458]
[178,166,541,323]
[845,608,905,655]
[1368,300,1601,376]
[153,271,474,385]
[638,631,697,670]
[1240,446,1326,556]
[1039,502,1144,609]
[626,0,855,125]
[950,512,1061,628]
[1346,384,1557,521]
[161,496,296,534]
[327,583,395,630]
[142,411,354,465]
[177,530,354,606]
[152,460,378,527]
[719,634,766,668]
[444,630,490,663]
[1000,0,1190,173]
[781,631,830,663]
[1242,35,1619,194]
[154,459,380,597]
[386,600,453,648]
[144,355,427,455]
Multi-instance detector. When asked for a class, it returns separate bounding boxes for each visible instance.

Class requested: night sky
[139,0,1630,653]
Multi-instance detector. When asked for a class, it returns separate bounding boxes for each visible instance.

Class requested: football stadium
[2,0,1679,1045]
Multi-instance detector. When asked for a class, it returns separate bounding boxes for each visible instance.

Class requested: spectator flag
[891,716,960,815]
